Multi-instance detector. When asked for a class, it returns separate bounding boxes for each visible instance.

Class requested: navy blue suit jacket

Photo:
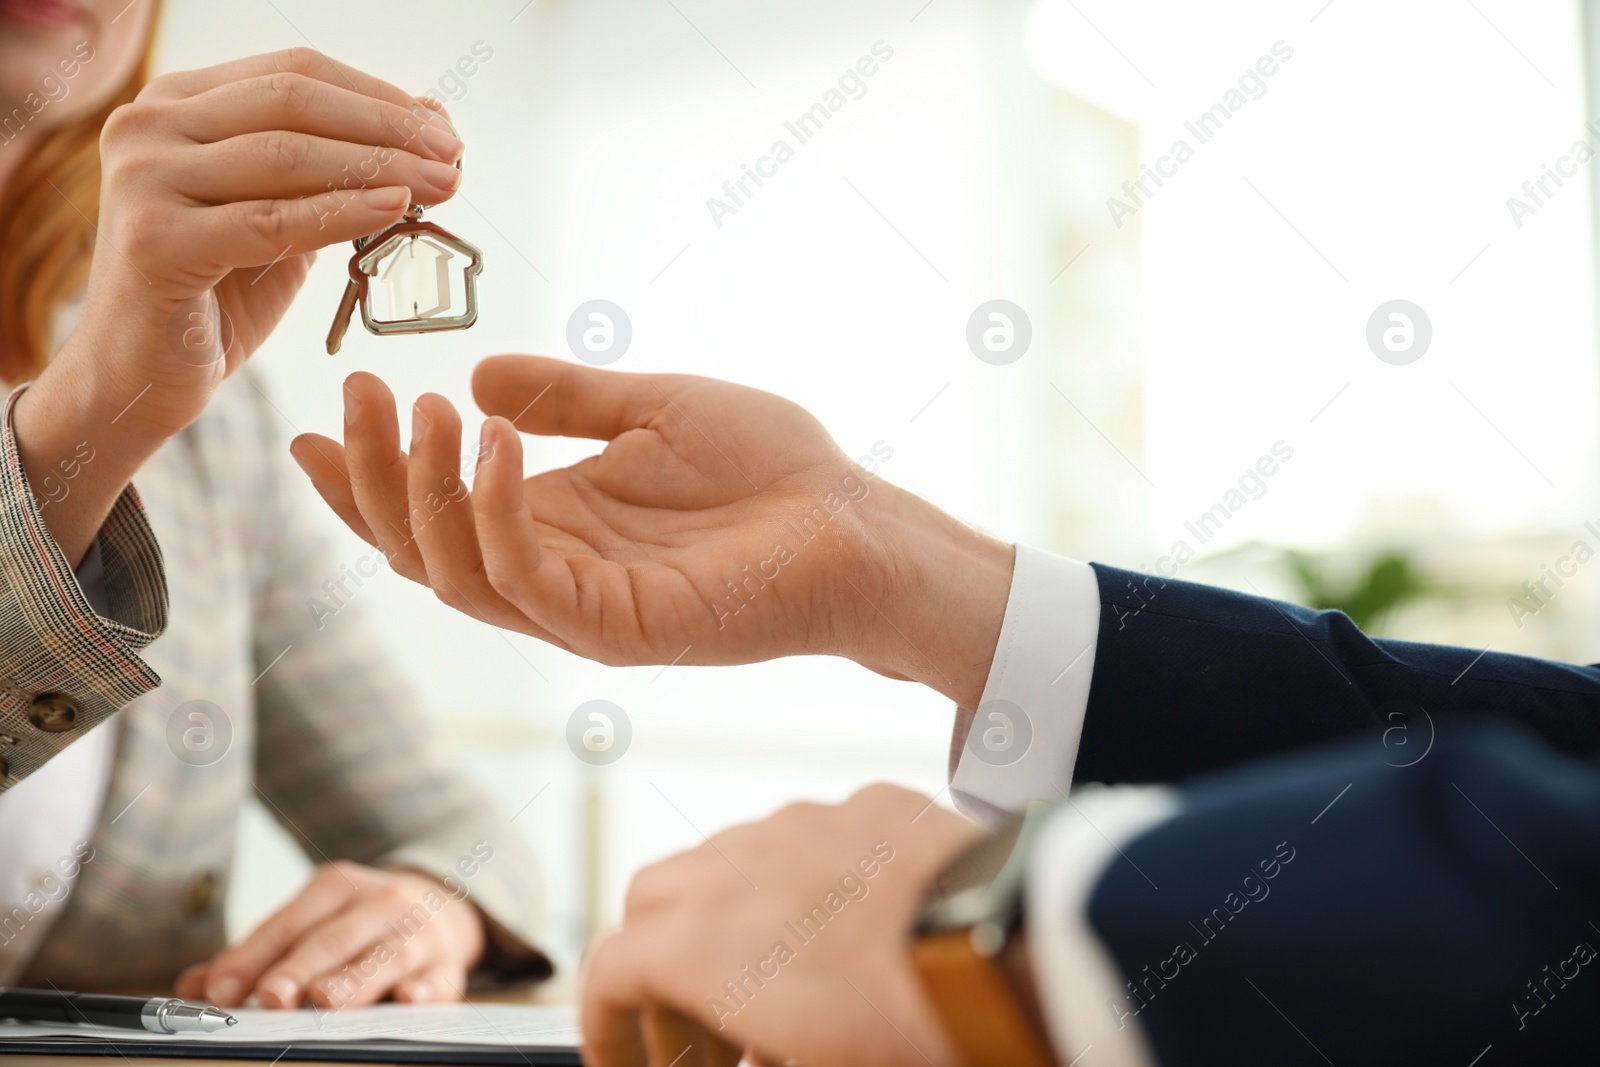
[1076,564,1600,1065]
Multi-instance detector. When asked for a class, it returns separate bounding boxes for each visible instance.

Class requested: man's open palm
[291,356,892,668]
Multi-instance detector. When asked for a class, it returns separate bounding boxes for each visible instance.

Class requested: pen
[0,987,236,1033]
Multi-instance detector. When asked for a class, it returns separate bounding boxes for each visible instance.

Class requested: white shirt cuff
[1027,784,1179,1067]
[949,545,1101,825]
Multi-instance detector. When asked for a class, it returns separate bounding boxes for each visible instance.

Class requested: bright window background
[147,0,1600,970]
[1026,0,1600,661]
[1030,0,1598,545]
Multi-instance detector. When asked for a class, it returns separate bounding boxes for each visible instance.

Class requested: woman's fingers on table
[174,963,210,1001]
[189,864,480,1011]
[256,895,413,1009]
[391,961,465,1005]
[198,863,363,1007]
[262,895,448,1010]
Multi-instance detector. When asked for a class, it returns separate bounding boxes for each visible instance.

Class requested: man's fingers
[407,397,559,638]
[202,863,365,1007]
[343,373,427,581]
[588,1008,649,1067]
[290,434,379,547]
[644,1005,743,1067]
[299,405,572,649]
[580,933,649,1067]
[407,394,486,614]
[471,355,668,442]
[472,418,581,639]
[642,1004,697,1066]
[580,939,746,1067]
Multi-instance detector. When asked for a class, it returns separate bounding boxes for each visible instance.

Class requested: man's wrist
[856,480,1014,708]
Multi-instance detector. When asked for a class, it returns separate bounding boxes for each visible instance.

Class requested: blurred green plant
[1283,549,1441,633]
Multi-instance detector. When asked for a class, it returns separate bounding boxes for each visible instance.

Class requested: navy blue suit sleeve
[1077,563,1600,783]
[1084,721,1600,1066]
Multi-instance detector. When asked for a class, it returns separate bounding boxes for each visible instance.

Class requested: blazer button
[183,871,220,917]
[27,693,78,733]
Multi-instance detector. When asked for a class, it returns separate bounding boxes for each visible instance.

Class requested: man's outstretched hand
[290,355,1013,707]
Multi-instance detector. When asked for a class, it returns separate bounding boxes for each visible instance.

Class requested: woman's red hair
[0,1,163,382]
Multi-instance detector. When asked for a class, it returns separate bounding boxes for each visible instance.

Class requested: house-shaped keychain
[326,203,484,354]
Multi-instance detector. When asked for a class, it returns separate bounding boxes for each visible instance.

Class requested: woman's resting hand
[174,861,486,1010]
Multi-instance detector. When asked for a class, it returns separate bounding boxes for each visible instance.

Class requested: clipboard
[0,1003,582,1064]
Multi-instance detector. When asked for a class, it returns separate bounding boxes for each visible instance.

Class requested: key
[325,183,483,354]
[325,276,362,355]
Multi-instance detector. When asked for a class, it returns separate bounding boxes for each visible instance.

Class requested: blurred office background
[151,0,1600,971]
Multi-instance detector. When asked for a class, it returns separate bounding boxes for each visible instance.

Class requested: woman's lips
[0,0,85,30]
